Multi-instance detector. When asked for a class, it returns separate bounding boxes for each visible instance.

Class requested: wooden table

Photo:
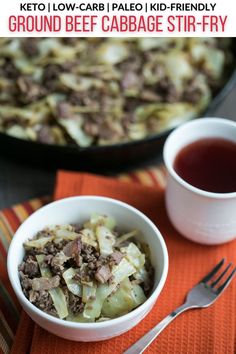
[0,87,235,210]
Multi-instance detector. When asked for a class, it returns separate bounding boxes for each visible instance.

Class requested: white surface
[7,196,168,341]
[163,118,236,245]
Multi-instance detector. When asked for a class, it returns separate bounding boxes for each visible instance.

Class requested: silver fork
[124,258,236,354]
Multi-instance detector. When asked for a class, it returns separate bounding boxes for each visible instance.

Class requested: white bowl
[7,196,168,341]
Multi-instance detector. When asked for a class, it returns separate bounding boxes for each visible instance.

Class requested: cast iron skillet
[0,45,236,172]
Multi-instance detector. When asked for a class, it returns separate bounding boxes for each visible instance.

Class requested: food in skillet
[19,214,154,322]
[0,38,232,147]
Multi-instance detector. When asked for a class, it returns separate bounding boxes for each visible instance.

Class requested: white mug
[163,117,236,245]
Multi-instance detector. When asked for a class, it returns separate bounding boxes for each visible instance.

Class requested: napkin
[6,171,236,353]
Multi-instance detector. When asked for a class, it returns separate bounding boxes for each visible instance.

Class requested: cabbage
[131,284,147,306]
[54,228,80,241]
[138,38,184,51]
[112,258,136,284]
[24,236,53,249]
[96,42,129,64]
[83,283,115,319]
[101,279,134,317]
[133,267,149,284]
[82,284,97,303]
[80,228,97,248]
[96,317,111,322]
[101,278,146,318]
[96,226,116,256]
[84,214,116,231]
[59,118,93,147]
[62,268,82,297]
[49,287,69,319]
[135,103,197,130]
[121,242,145,270]
[66,312,94,323]
[115,230,138,246]
[6,125,29,140]
[60,73,103,92]
[164,52,193,91]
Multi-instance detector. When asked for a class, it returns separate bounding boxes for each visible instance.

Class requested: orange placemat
[10,171,236,354]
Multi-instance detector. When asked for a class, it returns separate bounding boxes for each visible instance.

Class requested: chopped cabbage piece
[84,214,116,231]
[112,258,136,284]
[115,230,138,246]
[83,283,115,319]
[102,279,134,317]
[49,288,69,319]
[82,284,97,303]
[96,317,111,322]
[96,42,129,64]
[164,52,193,92]
[54,228,80,241]
[133,267,149,284]
[59,118,93,147]
[96,226,116,256]
[63,268,82,297]
[35,254,50,276]
[121,242,145,270]
[131,284,147,306]
[66,312,94,323]
[101,278,146,318]
[80,228,97,248]
[24,236,53,249]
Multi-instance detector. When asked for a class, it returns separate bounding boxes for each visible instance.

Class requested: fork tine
[200,258,225,283]
[217,267,236,293]
[211,263,232,288]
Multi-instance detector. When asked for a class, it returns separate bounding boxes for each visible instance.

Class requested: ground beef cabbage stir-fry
[19,214,154,322]
[0,38,232,146]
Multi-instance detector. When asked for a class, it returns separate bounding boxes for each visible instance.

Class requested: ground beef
[23,256,40,278]
[42,240,67,256]
[50,251,70,274]
[16,76,43,104]
[183,78,205,104]
[63,238,82,258]
[74,264,92,283]
[21,38,39,57]
[42,64,61,90]
[63,238,82,266]
[156,76,180,103]
[37,126,56,145]
[2,59,19,79]
[108,251,123,266]
[32,275,60,291]
[81,244,98,263]
[68,292,84,314]
[57,102,72,119]
[19,271,32,292]
[29,289,57,316]
[95,265,112,284]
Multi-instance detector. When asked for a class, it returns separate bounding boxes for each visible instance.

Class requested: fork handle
[124,303,191,354]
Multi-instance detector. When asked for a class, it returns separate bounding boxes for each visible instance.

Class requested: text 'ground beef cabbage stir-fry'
[0,38,232,146]
[19,214,154,322]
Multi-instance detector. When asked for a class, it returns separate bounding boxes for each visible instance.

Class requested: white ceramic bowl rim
[163,117,236,200]
[7,196,168,330]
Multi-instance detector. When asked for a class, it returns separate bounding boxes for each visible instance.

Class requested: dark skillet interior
[0,41,236,173]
